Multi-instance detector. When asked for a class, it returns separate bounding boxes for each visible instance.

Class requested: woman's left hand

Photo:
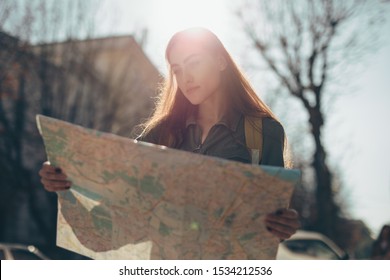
[264,208,300,240]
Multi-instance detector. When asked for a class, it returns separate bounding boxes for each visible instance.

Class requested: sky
[97,0,390,236]
[94,0,390,236]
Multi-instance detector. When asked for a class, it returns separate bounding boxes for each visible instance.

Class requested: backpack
[244,116,263,165]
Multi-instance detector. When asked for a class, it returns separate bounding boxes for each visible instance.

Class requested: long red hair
[138,28,291,167]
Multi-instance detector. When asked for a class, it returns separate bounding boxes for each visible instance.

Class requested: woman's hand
[264,208,300,240]
[38,161,72,192]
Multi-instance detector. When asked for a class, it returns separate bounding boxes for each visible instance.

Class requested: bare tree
[238,0,384,240]
[0,0,158,257]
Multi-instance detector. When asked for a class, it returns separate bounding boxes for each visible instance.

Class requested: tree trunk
[309,109,338,239]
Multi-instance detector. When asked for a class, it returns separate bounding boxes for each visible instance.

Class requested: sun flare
[145,0,230,39]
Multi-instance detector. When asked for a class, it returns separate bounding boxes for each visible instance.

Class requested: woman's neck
[197,88,228,127]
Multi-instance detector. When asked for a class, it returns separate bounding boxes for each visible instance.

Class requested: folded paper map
[36,114,301,260]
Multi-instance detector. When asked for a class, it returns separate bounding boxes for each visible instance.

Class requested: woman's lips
[186,86,200,94]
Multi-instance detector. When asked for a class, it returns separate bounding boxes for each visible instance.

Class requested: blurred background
[0,0,389,259]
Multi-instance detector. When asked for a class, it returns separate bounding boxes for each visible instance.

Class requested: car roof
[285,230,346,258]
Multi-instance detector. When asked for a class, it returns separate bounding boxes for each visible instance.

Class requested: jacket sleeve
[260,118,285,168]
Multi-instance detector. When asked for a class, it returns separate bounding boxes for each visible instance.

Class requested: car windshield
[284,239,340,260]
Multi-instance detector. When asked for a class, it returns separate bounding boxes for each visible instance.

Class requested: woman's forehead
[168,39,207,65]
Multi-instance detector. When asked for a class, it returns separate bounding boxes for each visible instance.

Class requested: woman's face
[168,39,226,105]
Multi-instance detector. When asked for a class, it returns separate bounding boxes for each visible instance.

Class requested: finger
[41,177,70,189]
[41,178,71,191]
[41,171,67,181]
[42,161,66,174]
[42,161,55,172]
[265,214,301,229]
[282,208,299,219]
[273,208,299,219]
[40,165,67,179]
[265,220,297,237]
[44,184,71,192]
[43,183,71,192]
[266,227,293,240]
[39,168,67,180]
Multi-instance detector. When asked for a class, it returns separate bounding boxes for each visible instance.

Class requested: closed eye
[188,60,200,67]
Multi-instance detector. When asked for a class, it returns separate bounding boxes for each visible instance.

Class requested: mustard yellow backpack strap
[244,116,263,165]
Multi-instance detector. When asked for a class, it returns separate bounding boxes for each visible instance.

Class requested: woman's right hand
[39,161,72,192]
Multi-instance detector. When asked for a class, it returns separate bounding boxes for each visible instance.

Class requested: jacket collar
[185,108,241,132]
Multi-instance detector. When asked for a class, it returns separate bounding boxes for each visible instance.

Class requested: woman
[39,27,300,241]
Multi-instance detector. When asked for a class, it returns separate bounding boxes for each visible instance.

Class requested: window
[284,239,340,260]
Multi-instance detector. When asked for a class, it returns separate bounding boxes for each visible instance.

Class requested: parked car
[0,243,50,260]
[276,230,348,260]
